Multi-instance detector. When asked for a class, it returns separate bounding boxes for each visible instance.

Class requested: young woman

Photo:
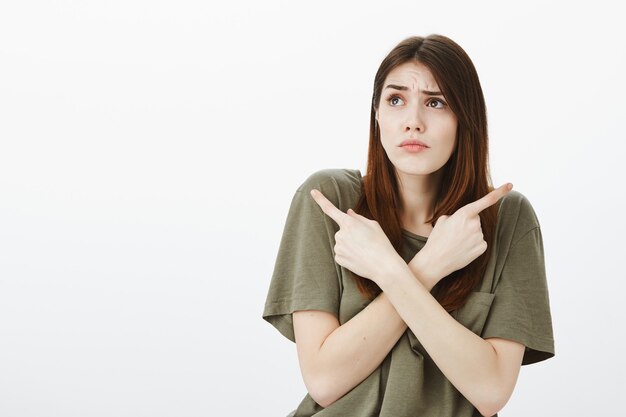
[262,34,555,417]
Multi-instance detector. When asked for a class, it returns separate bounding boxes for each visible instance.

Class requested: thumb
[347,208,363,219]
[348,209,371,223]
[434,214,449,226]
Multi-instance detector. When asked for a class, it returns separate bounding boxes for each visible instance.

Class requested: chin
[394,164,440,177]
[396,168,435,176]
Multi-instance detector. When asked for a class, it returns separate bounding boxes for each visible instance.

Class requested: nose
[405,102,425,133]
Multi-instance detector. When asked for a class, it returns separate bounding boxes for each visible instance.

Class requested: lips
[400,139,429,147]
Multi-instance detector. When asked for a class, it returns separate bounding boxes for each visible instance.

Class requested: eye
[387,95,405,106]
[427,98,446,109]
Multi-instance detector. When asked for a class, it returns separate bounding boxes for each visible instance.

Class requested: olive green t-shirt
[262,168,555,417]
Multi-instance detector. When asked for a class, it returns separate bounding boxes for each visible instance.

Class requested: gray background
[1,0,624,416]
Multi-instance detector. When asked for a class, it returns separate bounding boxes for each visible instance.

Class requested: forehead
[384,61,439,90]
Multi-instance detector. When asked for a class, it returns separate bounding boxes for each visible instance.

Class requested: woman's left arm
[378,256,525,417]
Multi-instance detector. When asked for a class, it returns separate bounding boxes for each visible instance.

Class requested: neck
[396,169,442,230]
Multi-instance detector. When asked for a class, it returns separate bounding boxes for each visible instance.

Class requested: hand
[309,188,404,286]
[414,183,513,286]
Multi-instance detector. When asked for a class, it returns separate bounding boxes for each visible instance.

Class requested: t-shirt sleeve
[262,172,343,343]
[481,198,556,366]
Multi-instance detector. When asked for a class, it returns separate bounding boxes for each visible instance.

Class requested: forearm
[315,290,406,407]
[377,258,500,415]
[313,260,436,408]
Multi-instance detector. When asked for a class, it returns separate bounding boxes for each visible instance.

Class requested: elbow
[308,386,330,409]
[315,395,333,409]
[476,390,506,417]
[476,401,499,417]
[309,390,332,409]
[308,376,338,409]
[477,405,498,417]
[303,372,331,409]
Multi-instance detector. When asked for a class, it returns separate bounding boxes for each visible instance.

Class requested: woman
[262,34,555,417]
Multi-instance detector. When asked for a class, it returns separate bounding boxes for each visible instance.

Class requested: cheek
[377,116,392,137]
[439,116,457,141]
[378,112,400,134]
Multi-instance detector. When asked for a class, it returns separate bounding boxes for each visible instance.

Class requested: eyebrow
[383,84,443,96]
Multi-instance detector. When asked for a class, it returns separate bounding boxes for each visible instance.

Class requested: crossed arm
[297,185,526,415]
[293,256,525,416]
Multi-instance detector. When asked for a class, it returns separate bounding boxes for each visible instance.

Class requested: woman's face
[376,60,458,179]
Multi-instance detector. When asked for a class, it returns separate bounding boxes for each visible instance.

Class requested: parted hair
[351,34,499,313]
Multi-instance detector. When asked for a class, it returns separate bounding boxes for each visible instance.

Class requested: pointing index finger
[309,188,349,227]
[463,183,513,216]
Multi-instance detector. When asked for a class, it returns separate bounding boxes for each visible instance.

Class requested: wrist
[409,251,438,291]
[375,254,409,289]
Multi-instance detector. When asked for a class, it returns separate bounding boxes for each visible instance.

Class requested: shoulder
[292,168,363,213]
[296,168,362,196]
[497,189,541,242]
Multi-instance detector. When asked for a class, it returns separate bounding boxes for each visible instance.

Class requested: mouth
[400,143,429,153]
[400,139,429,148]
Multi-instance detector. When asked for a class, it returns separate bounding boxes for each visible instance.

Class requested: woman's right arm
[293,262,435,408]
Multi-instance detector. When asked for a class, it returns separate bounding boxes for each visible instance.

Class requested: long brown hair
[351,34,499,313]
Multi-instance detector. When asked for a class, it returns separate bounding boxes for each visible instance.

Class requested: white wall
[0,1,624,416]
